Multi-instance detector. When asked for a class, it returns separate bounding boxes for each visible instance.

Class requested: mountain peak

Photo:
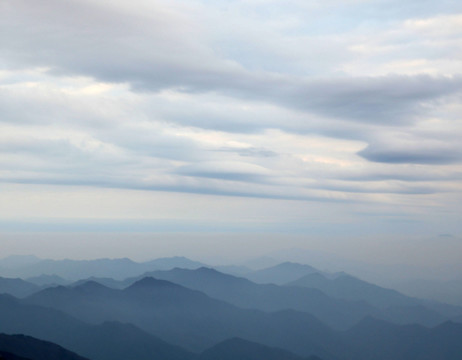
[245,261,319,285]
[196,267,221,274]
[275,262,316,270]
[200,336,304,360]
[74,280,110,292]
[127,277,179,290]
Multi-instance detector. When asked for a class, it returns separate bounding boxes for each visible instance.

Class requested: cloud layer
[0,0,461,237]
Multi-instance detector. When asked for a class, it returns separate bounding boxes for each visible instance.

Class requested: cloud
[2,0,462,128]
[0,0,461,229]
[358,142,462,165]
[175,161,273,183]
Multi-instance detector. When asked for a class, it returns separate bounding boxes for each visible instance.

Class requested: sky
[0,0,461,266]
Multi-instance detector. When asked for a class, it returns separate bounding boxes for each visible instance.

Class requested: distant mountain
[143,257,205,271]
[26,275,70,287]
[25,278,345,358]
[244,262,319,285]
[0,256,41,270]
[129,267,376,330]
[0,294,196,360]
[0,334,89,360]
[213,265,252,276]
[417,299,462,319]
[4,258,143,280]
[124,267,446,329]
[392,278,462,306]
[376,304,446,327]
[239,256,280,270]
[70,277,125,289]
[287,272,419,308]
[199,337,305,360]
[0,257,205,281]
[454,314,462,323]
[0,278,39,298]
[287,272,462,324]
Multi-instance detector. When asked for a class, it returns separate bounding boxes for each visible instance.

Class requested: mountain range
[0,278,40,298]
[122,267,450,328]
[2,255,462,360]
[24,278,341,357]
[0,256,205,280]
[2,283,462,360]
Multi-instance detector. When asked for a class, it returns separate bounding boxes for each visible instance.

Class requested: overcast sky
[0,0,461,265]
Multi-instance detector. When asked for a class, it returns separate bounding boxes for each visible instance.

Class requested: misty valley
[1,256,462,360]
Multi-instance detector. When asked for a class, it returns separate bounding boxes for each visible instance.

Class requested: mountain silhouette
[0,278,39,298]
[0,351,31,360]
[0,333,89,360]
[25,275,70,287]
[1,257,205,281]
[199,337,306,360]
[123,267,375,330]
[343,316,462,360]
[5,287,462,360]
[25,278,344,358]
[286,272,447,326]
[0,294,195,360]
[287,272,417,308]
[126,267,447,328]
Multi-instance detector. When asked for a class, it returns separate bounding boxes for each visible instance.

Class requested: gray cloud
[358,144,462,165]
[2,0,462,128]
[314,180,438,195]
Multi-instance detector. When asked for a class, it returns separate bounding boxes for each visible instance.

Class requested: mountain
[0,256,41,270]
[142,257,205,270]
[0,278,39,298]
[0,334,89,360]
[69,321,194,360]
[25,278,345,358]
[25,281,121,324]
[418,299,462,319]
[70,277,125,289]
[0,294,195,360]
[342,317,462,360]
[0,351,31,360]
[3,258,143,280]
[239,256,280,270]
[376,304,446,327]
[199,337,305,360]
[244,262,319,284]
[5,288,462,360]
[288,272,420,308]
[392,278,462,306]
[213,265,252,276]
[26,275,70,287]
[0,257,205,281]
[123,268,375,330]
[123,267,447,329]
[287,272,462,325]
